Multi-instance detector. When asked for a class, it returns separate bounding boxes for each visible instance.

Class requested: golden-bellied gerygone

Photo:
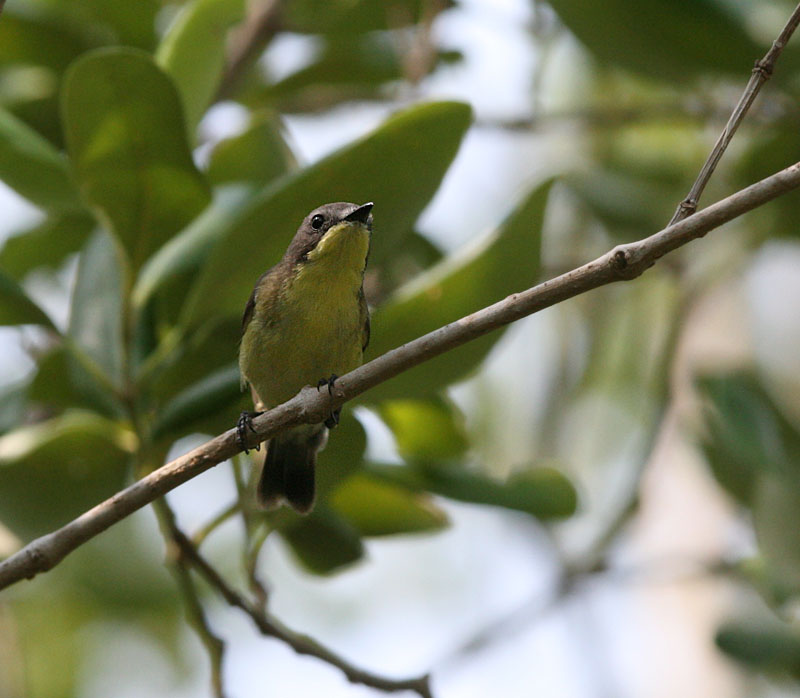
[237,202,373,513]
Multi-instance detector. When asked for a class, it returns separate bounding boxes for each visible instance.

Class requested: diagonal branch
[2,159,800,592]
[668,2,800,225]
[169,525,433,698]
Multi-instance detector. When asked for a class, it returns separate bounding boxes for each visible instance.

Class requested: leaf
[752,471,800,601]
[283,0,453,34]
[68,231,125,388]
[716,616,800,678]
[179,101,472,328]
[36,0,160,50]
[151,363,244,441]
[62,48,211,271]
[279,506,364,575]
[0,212,94,279]
[0,6,102,72]
[547,0,762,81]
[0,107,82,211]
[206,112,297,187]
[315,411,367,501]
[363,180,550,403]
[131,186,252,311]
[368,462,578,520]
[331,473,449,537]
[156,0,245,133]
[28,343,125,418]
[698,372,800,505]
[0,410,134,540]
[0,267,55,329]
[379,398,468,462]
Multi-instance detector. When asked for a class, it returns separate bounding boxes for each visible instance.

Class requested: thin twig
[215,0,283,101]
[668,2,800,225]
[170,526,434,698]
[156,499,227,698]
[2,159,800,592]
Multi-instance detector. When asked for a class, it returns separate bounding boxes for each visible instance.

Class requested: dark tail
[257,430,325,514]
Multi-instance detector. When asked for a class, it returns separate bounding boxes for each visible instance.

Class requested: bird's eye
[311,214,325,230]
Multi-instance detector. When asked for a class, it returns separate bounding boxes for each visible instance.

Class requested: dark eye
[311,214,325,230]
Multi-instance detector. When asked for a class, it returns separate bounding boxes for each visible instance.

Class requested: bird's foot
[317,374,341,428]
[237,410,263,453]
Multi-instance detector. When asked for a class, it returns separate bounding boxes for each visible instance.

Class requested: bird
[237,201,373,513]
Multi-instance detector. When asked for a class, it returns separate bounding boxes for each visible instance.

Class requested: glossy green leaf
[380,398,468,462]
[0,267,55,329]
[315,411,367,501]
[62,48,211,270]
[547,0,761,81]
[0,107,81,210]
[716,616,800,677]
[369,462,578,520]
[152,363,243,441]
[156,0,245,132]
[206,113,297,187]
[363,179,550,403]
[698,372,800,505]
[68,231,125,388]
[279,505,364,575]
[35,0,160,50]
[131,186,252,311]
[0,410,134,540]
[28,343,125,418]
[179,101,472,328]
[0,212,94,279]
[0,5,102,72]
[331,473,449,537]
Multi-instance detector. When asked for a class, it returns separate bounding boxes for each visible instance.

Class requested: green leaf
[62,48,211,270]
[152,363,244,441]
[698,372,800,505]
[0,107,81,211]
[0,211,94,279]
[716,616,800,677]
[369,462,578,520]
[380,398,468,462]
[363,179,550,402]
[752,471,800,601]
[315,411,367,501]
[131,186,252,311]
[179,101,472,328]
[206,113,297,187]
[156,0,245,133]
[35,0,160,50]
[283,0,453,34]
[547,0,761,81]
[68,231,125,388]
[0,267,55,329]
[331,473,449,537]
[279,506,364,575]
[0,5,103,72]
[0,410,134,540]
[0,380,28,436]
[29,343,125,418]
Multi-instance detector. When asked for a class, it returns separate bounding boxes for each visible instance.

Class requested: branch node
[753,58,774,79]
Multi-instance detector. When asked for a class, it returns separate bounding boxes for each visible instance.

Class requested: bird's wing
[359,286,370,352]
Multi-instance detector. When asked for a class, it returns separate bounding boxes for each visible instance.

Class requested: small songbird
[237,202,373,513]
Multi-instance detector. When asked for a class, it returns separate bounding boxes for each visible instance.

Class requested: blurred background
[1,0,800,696]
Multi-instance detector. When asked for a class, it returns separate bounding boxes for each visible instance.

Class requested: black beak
[344,202,373,224]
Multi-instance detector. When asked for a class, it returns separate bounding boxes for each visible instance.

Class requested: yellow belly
[240,232,368,408]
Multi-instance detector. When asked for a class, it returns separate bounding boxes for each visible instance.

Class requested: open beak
[344,202,374,224]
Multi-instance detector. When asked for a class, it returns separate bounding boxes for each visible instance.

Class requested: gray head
[287,202,373,262]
